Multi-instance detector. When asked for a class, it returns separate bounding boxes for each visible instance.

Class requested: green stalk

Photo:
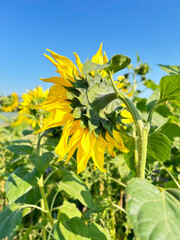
[38,175,54,228]
[36,133,54,239]
[133,126,139,170]
[110,73,149,179]
[147,100,159,124]
[136,121,149,178]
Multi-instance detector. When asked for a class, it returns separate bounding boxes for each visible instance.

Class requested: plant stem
[136,121,150,179]
[133,126,139,171]
[112,203,127,214]
[38,175,54,228]
[109,177,127,188]
[147,100,159,124]
[160,162,180,189]
[110,73,149,179]
[20,204,47,213]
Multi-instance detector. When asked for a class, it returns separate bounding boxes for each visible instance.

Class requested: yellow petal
[40,77,72,87]
[73,52,83,75]
[55,119,73,156]
[77,129,96,174]
[92,136,107,172]
[91,43,104,64]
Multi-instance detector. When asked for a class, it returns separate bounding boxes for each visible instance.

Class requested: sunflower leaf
[159,75,180,103]
[126,178,180,240]
[147,131,171,163]
[54,217,111,240]
[5,167,40,204]
[83,54,131,75]
[0,204,22,240]
[6,145,33,155]
[58,167,94,209]
[159,64,180,75]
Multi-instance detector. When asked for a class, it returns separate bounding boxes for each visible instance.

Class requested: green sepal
[73,107,82,118]
[88,118,100,133]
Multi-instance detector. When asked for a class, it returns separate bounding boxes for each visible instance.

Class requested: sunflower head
[37,44,134,173]
[0,92,19,112]
[13,86,49,128]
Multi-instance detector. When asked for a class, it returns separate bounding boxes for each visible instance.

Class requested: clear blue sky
[1,0,180,96]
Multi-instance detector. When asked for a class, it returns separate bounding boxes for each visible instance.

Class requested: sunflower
[0,92,19,112]
[37,44,133,174]
[12,86,49,128]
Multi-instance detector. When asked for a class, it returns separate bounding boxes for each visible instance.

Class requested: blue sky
[1,0,180,96]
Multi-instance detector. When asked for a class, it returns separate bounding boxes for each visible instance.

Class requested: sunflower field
[0,45,180,240]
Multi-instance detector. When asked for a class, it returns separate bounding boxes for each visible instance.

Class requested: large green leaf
[5,167,40,204]
[58,168,94,209]
[16,186,41,205]
[165,188,180,201]
[83,54,131,75]
[126,178,180,240]
[159,75,180,103]
[147,132,171,163]
[159,64,180,75]
[159,122,180,141]
[29,152,54,174]
[0,204,22,240]
[7,144,33,155]
[54,217,111,240]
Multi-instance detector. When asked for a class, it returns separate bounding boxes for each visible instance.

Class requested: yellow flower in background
[115,76,133,124]
[0,92,19,112]
[37,44,131,174]
[12,86,49,128]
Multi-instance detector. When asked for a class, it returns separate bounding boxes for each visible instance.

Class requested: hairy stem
[136,121,150,178]
[110,73,149,179]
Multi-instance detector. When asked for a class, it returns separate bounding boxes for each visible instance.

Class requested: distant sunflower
[12,86,49,128]
[37,44,133,173]
[0,92,19,112]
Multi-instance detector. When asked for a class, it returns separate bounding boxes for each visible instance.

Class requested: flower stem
[136,121,150,178]
[38,175,54,228]
[109,73,149,179]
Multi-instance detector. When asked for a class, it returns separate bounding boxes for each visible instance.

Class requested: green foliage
[0,53,180,240]
[5,167,40,204]
[58,167,94,209]
[159,75,180,102]
[126,178,180,240]
[159,64,180,75]
[0,204,22,239]
[159,122,180,141]
[54,217,111,240]
[29,152,54,174]
[144,79,158,90]
[7,144,33,155]
[147,131,171,163]
[83,54,131,75]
